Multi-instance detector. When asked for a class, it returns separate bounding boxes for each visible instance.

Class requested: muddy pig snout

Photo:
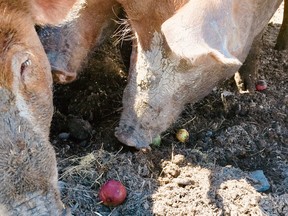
[115,123,155,150]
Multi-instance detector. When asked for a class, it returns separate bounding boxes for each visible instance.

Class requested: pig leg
[38,0,121,84]
[234,32,262,93]
[275,0,288,50]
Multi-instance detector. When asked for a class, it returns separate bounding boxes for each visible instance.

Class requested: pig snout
[115,103,182,149]
[115,87,183,149]
[115,123,152,149]
[37,26,78,84]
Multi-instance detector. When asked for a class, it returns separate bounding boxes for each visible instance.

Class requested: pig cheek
[146,101,180,133]
[18,64,53,134]
[136,102,160,130]
[142,84,188,134]
[134,91,172,134]
[28,79,53,124]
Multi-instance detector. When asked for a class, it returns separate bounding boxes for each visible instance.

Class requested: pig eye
[20,59,32,76]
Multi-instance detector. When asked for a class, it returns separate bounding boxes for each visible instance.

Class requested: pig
[114,0,283,149]
[0,0,83,215]
[38,0,121,84]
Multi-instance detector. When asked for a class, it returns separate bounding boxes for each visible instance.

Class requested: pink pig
[114,0,283,149]
[0,0,83,215]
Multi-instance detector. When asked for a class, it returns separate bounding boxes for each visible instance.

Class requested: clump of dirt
[51,5,288,216]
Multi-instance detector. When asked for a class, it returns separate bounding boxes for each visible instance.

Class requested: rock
[249,170,270,192]
[58,132,70,140]
[67,116,92,140]
[173,178,194,187]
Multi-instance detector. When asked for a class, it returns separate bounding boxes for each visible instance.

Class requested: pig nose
[115,124,136,146]
[115,124,150,149]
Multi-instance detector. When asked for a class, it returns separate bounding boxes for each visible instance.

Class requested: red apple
[255,80,267,91]
[99,180,127,206]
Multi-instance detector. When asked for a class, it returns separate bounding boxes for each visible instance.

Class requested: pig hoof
[234,71,254,94]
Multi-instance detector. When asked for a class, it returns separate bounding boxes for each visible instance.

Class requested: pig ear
[161,1,241,67]
[30,0,84,25]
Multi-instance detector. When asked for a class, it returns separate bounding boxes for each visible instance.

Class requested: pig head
[38,0,121,84]
[0,0,83,215]
[115,0,282,149]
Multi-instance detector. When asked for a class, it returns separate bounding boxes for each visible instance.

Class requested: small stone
[58,132,70,140]
[173,178,194,187]
[67,116,92,140]
[249,170,270,192]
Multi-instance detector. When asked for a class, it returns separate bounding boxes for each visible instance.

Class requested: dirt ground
[51,4,288,216]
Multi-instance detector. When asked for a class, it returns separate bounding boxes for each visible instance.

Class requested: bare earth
[51,3,288,216]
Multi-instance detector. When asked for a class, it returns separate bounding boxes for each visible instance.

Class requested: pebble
[67,116,92,140]
[58,132,70,140]
[173,178,194,187]
[249,170,270,192]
